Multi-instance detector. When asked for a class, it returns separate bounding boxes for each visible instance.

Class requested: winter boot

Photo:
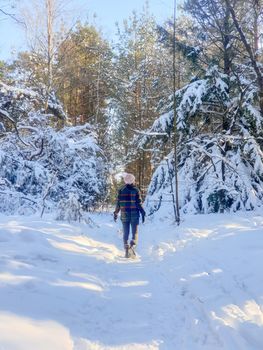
[130,239,136,249]
[124,244,130,258]
[129,240,136,257]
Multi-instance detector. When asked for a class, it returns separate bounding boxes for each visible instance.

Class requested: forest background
[0,0,263,221]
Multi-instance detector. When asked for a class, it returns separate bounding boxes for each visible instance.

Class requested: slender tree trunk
[134,36,144,190]
[95,53,101,125]
[253,0,260,59]
[45,0,54,111]
[223,5,231,77]
[226,0,263,116]
[166,158,177,221]
[173,0,180,225]
[221,3,232,185]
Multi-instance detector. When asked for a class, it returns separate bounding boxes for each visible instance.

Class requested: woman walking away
[114,173,145,258]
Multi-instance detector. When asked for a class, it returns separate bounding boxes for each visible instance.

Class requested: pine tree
[110,8,173,195]
[143,0,263,215]
[56,23,112,145]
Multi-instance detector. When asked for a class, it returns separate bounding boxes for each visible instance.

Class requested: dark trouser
[122,221,138,247]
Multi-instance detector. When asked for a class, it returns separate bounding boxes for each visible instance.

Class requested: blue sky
[0,0,174,61]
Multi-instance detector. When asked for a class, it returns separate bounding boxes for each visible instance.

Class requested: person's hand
[142,213,145,223]
[113,212,118,222]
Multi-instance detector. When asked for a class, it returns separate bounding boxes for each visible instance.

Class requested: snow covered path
[0,212,263,349]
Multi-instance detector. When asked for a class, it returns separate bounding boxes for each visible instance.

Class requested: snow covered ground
[0,211,263,350]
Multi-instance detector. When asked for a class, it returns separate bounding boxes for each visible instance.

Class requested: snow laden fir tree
[0,81,107,218]
[140,65,263,215]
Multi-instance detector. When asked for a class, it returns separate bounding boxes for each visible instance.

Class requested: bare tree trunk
[223,5,231,77]
[221,2,232,185]
[166,158,177,221]
[173,0,180,225]
[253,0,260,58]
[225,0,263,116]
[45,0,54,111]
[95,53,101,125]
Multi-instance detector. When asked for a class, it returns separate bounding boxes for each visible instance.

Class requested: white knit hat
[123,173,135,184]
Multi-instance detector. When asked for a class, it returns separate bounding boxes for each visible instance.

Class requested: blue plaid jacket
[114,184,145,223]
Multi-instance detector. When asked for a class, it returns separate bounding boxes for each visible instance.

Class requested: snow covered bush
[0,81,108,216]
[56,193,83,222]
[143,66,263,215]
